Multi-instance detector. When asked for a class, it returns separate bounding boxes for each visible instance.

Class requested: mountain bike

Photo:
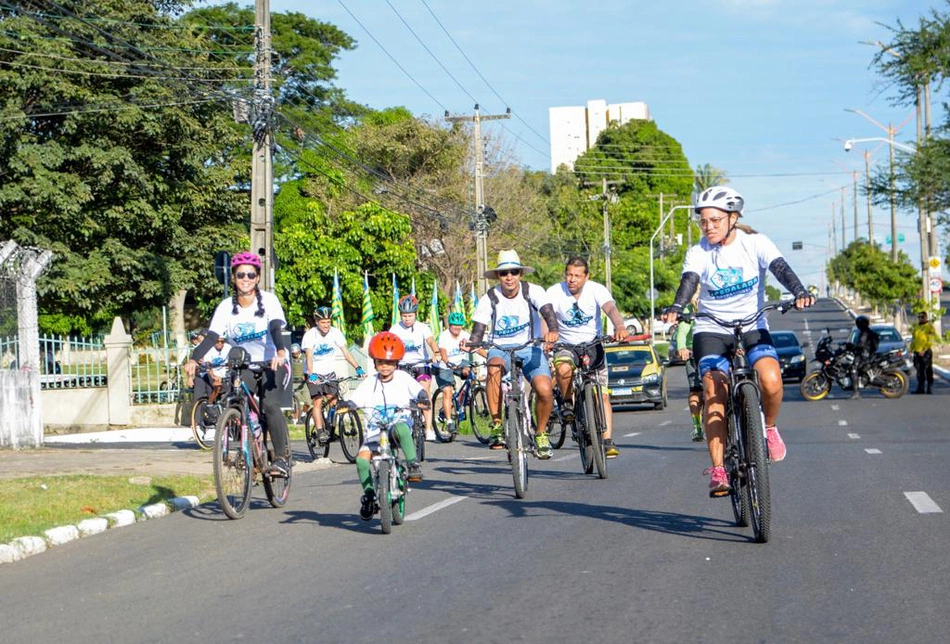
[213,348,292,520]
[303,374,364,463]
[399,362,436,461]
[681,301,794,543]
[432,363,490,443]
[552,338,608,479]
[470,338,545,499]
[190,365,227,450]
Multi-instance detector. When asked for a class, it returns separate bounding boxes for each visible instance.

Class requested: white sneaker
[425,430,437,441]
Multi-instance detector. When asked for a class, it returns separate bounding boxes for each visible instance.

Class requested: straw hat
[484,249,535,279]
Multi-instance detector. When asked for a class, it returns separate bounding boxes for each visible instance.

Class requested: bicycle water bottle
[249,410,262,438]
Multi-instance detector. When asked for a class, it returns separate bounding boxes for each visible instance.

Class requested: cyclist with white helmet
[388,294,441,439]
[184,251,294,478]
[662,186,814,496]
[302,306,364,445]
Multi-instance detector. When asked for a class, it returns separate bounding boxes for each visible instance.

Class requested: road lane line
[838,420,848,426]
[865,448,882,454]
[555,453,579,462]
[623,432,641,438]
[461,456,496,461]
[405,496,467,521]
[904,492,943,514]
[847,433,861,439]
[831,404,840,411]
[659,420,672,427]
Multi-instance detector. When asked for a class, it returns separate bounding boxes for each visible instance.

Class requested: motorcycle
[800,329,908,401]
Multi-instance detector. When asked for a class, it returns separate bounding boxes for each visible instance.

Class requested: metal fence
[0,333,107,389]
[130,343,188,405]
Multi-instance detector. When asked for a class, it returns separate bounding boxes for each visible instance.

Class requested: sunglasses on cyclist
[234,271,258,280]
[497,269,521,277]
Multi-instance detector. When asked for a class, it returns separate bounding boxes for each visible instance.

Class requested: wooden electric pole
[249,0,275,289]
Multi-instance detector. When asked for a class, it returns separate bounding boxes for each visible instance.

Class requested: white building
[548,99,651,173]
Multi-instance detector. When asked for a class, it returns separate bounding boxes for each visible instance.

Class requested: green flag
[361,271,374,341]
[332,268,346,340]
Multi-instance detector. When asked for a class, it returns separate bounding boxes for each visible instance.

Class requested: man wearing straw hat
[465,250,560,458]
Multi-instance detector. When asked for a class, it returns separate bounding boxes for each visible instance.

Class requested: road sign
[929,256,942,271]
[929,276,943,293]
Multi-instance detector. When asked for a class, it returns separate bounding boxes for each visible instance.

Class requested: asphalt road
[1,300,947,644]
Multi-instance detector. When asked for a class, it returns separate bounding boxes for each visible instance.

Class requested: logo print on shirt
[564,303,593,327]
[312,344,334,357]
[709,268,757,299]
[232,322,266,344]
[495,315,529,338]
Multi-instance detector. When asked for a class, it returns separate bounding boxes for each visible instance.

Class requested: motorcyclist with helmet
[848,315,879,400]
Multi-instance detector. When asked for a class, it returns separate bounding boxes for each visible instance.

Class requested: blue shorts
[487,346,551,381]
[693,330,779,378]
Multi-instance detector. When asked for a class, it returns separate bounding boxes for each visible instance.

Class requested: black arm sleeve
[768,258,807,298]
[539,303,559,332]
[671,272,700,311]
[469,322,487,345]
[190,331,219,362]
[269,320,286,352]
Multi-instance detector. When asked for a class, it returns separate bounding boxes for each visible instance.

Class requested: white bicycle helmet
[695,186,744,215]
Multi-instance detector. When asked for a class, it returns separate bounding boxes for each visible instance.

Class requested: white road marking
[658,420,672,427]
[904,492,943,514]
[847,433,861,439]
[405,496,467,521]
[461,456,496,461]
[831,404,840,411]
[865,448,882,454]
[838,420,848,426]
[555,453,579,462]
[623,432,641,438]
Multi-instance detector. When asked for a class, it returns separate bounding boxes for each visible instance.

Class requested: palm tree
[694,163,729,193]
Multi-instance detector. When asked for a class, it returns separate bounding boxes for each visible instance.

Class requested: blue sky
[264,0,939,288]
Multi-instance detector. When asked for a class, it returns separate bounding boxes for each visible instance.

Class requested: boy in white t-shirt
[389,294,441,439]
[435,311,476,438]
[301,306,364,445]
[342,332,427,521]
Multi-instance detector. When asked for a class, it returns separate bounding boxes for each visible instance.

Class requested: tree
[827,241,919,311]
[694,163,728,193]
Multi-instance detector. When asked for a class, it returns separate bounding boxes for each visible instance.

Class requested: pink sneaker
[704,466,730,497]
[766,426,786,462]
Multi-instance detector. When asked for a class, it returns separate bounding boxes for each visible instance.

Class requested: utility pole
[841,186,847,248]
[249,0,275,290]
[583,179,622,291]
[831,202,838,252]
[852,170,859,243]
[445,104,510,295]
[863,149,873,244]
[887,122,898,262]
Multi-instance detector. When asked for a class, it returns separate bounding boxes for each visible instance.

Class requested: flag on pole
[361,271,375,341]
[467,281,478,328]
[429,283,442,339]
[411,277,416,297]
[390,273,400,327]
[332,268,346,340]
[452,280,464,318]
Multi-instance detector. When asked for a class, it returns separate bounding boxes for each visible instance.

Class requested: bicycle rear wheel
[431,390,455,442]
[738,383,771,543]
[469,386,491,444]
[584,383,608,479]
[413,414,426,462]
[574,393,594,475]
[213,408,251,520]
[507,399,528,499]
[378,460,393,534]
[337,410,364,463]
[190,397,214,450]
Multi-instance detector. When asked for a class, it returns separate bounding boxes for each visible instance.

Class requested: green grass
[0,474,215,543]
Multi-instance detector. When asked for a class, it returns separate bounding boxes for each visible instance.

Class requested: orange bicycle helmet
[368,331,405,361]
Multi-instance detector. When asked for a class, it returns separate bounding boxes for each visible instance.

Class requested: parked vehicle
[770,330,807,382]
[849,324,911,372]
[800,329,908,401]
[605,340,667,409]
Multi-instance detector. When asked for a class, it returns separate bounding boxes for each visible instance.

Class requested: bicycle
[345,402,423,534]
[212,349,292,520]
[431,363,491,443]
[190,365,228,450]
[399,362,435,461]
[469,338,546,499]
[680,300,794,543]
[303,374,364,463]
[552,338,609,479]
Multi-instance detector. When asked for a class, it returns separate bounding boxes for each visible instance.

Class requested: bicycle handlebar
[465,337,545,353]
[677,300,795,330]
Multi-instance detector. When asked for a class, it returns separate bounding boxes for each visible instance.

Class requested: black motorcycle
[800,329,908,401]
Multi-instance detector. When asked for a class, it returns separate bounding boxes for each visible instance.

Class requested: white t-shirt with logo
[347,370,423,441]
[208,291,286,362]
[202,342,233,378]
[438,329,471,367]
[682,229,783,334]
[301,326,348,376]
[546,280,614,344]
[472,282,548,347]
[388,321,434,366]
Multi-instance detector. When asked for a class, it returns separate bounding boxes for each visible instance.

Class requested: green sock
[356,456,373,492]
[394,423,417,462]
[691,415,702,432]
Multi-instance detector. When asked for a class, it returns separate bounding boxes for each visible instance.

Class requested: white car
[623,318,644,335]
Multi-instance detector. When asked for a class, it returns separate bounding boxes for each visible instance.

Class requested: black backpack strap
[487,283,537,340]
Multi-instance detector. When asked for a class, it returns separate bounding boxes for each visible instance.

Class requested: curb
[0,495,202,566]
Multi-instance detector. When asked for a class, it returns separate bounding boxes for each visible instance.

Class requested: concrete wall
[0,370,42,448]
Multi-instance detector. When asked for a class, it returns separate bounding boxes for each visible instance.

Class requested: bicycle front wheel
[431,390,455,442]
[337,410,364,463]
[392,460,407,525]
[190,397,214,450]
[726,415,750,528]
[507,399,528,499]
[584,383,608,480]
[738,383,771,543]
[303,409,325,461]
[469,386,491,444]
[263,446,292,509]
[213,408,251,520]
[378,460,393,535]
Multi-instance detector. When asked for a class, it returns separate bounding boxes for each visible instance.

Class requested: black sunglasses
[497,269,521,277]
[234,271,258,280]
